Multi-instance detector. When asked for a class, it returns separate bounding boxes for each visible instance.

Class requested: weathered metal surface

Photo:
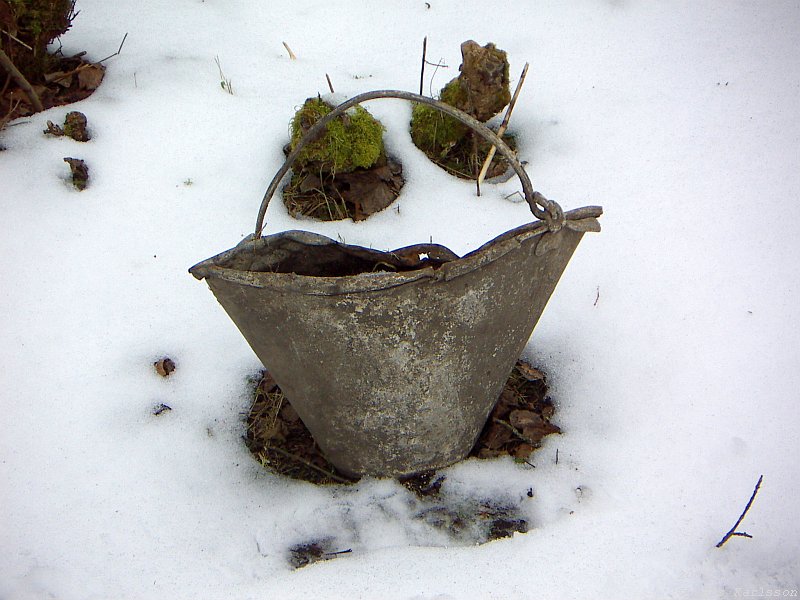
[189,90,602,477]
[190,216,592,477]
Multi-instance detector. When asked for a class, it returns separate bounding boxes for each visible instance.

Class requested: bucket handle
[255,90,565,237]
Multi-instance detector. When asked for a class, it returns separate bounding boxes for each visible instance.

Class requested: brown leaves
[63,157,88,190]
[44,70,73,88]
[517,362,544,382]
[154,357,176,377]
[245,360,560,485]
[245,370,353,485]
[77,64,104,90]
[471,360,560,462]
[283,155,404,222]
[45,111,89,141]
[42,64,104,91]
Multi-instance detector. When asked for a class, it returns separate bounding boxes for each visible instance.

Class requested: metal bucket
[190,90,602,478]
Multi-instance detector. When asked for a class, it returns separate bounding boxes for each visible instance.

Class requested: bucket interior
[218,234,462,277]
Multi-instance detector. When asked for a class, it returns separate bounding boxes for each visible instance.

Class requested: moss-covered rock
[290,97,384,174]
[410,40,513,179]
[457,40,510,121]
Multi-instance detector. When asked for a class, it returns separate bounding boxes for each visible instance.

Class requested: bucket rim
[190,219,550,296]
[190,205,601,295]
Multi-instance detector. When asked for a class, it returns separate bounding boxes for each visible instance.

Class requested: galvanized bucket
[190,90,602,478]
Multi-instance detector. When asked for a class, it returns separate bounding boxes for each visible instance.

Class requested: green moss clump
[410,102,469,158]
[439,78,468,109]
[290,97,385,174]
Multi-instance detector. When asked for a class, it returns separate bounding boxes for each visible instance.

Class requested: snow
[2,1,799,598]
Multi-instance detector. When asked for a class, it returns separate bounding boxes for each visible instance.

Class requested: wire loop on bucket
[254,90,564,237]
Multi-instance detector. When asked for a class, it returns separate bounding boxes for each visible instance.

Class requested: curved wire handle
[255,90,565,237]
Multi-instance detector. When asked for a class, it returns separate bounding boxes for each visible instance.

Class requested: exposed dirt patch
[419,126,516,181]
[244,359,559,486]
[282,153,404,221]
[1,53,104,128]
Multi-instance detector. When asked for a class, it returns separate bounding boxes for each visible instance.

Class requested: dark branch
[419,37,427,96]
[0,48,43,112]
[716,474,763,548]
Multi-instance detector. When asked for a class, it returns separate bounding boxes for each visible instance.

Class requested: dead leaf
[44,71,73,88]
[478,448,506,459]
[152,403,172,416]
[63,157,88,191]
[298,172,322,193]
[482,421,514,450]
[44,120,65,137]
[509,409,541,430]
[154,357,176,377]
[77,64,105,91]
[63,111,89,141]
[513,443,535,459]
[517,361,544,382]
[521,421,561,444]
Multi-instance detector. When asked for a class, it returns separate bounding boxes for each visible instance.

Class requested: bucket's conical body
[190,220,588,478]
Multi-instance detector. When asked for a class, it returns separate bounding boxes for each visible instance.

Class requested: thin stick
[95,32,128,64]
[0,48,43,112]
[282,41,297,60]
[716,475,764,548]
[325,73,334,94]
[1,28,33,51]
[48,32,128,86]
[476,62,529,188]
[263,445,352,484]
[419,36,427,96]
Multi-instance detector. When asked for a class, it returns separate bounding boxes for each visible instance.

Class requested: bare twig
[1,28,33,51]
[282,41,297,60]
[95,32,128,64]
[716,475,764,548]
[476,62,529,190]
[427,58,448,96]
[214,55,233,95]
[473,133,480,195]
[594,286,600,306]
[48,32,128,85]
[419,36,427,96]
[325,73,334,94]
[0,48,43,112]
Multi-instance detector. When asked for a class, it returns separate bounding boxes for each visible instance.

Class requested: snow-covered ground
[2,1,799,598]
